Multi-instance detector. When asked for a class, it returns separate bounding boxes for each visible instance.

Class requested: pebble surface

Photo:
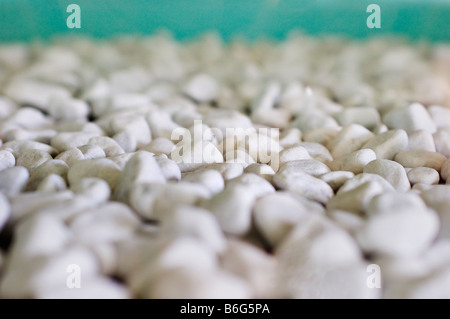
[0,34,449,299]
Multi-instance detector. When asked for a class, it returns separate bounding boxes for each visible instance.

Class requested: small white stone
[254,192,324,247]
[226,173,275,198]
[327,210,365,234]
[78,144,106,160]
[182,169,224,195]
[421,185,450,238]
[327,181,384,214]
[320,171,355,192]
[142,267,252,299]
[280,159,330,177]
[0,245,99,298]
[363,159,410,192]
[334,107,380,130]
[302,127,340,146]
[112,130,137,153]
[357,192,439,257]
[1,140,57,158]
[107,152,135,170]
[9,191,74,222]
[54,148,84,166]
[395,150,447,170]
[37,174,67,192]
[407,167,440,185]
[68,158,121,191]
[171,140,224,173]
[328,124,374,159]
[201,184,255,236]
[70,202,139,244]
[4,78,70,111]
[51,131,101,152]
[26,159,69,191]
[330,149,377,174]
[273,168,333,204]
[114,151,165,203]
[289,108,340,132]
[182,73,219,103]
[203,109,253,135]
[159,205,226,253]
[0,166,29,196]
[279,145,311,165]
[154,155,181,181]
[88,136,125,157]
[243,163,275,181]
[0,150,15,171]
[363,129,408,160]
[276,215,376,299]
[130,182,209,220]
[297,142,333,164]
[48,95,89,120]
[279,128,302,148]
[3,107,51,130]
[433,128,450,157]
[111,115,152,149]
[221,239,278,298]
[383,103,437,133]
[141,137,175,155]
[16,149,53,171]
[70,177,111,205]
[195,163,244,180]
[338,173,395,194]
[407,130,436,152]
[428,105,450,129]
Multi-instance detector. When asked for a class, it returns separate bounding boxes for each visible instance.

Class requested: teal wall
[0,0,449,42]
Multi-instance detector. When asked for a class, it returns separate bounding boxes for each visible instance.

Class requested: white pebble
[408,167,440,185]
[141,137,175,155]
[159,205,226,253]
[254,192,324,247]
[383,103,437,133]
[114,151,165,203]
[357,192,439,257]
[54,148,84,166]
[363,159,410,192]
[0,166,29,196]
[68,158,121,190]
[433,128,450,157]
[37,174,67,192]
[78,144,106,160]
[16,149,52,171]
[328,124,374,159]
[273,168,333,204]
[280,159,331,177]
[182,169,224,195]
[88,136,125,157]
[201,185,255,235]
[395,150,446,170]
[363,129,408,160]
[407,130,436,152]
[334,107,380,130]
[330,149,377,174]
[26,159,69,191]
[0,150,15,171]
[320,171,355,192]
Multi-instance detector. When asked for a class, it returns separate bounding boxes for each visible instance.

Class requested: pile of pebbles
[0,34,450,298]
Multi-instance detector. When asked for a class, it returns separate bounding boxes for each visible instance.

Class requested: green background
[0,0,449,42]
